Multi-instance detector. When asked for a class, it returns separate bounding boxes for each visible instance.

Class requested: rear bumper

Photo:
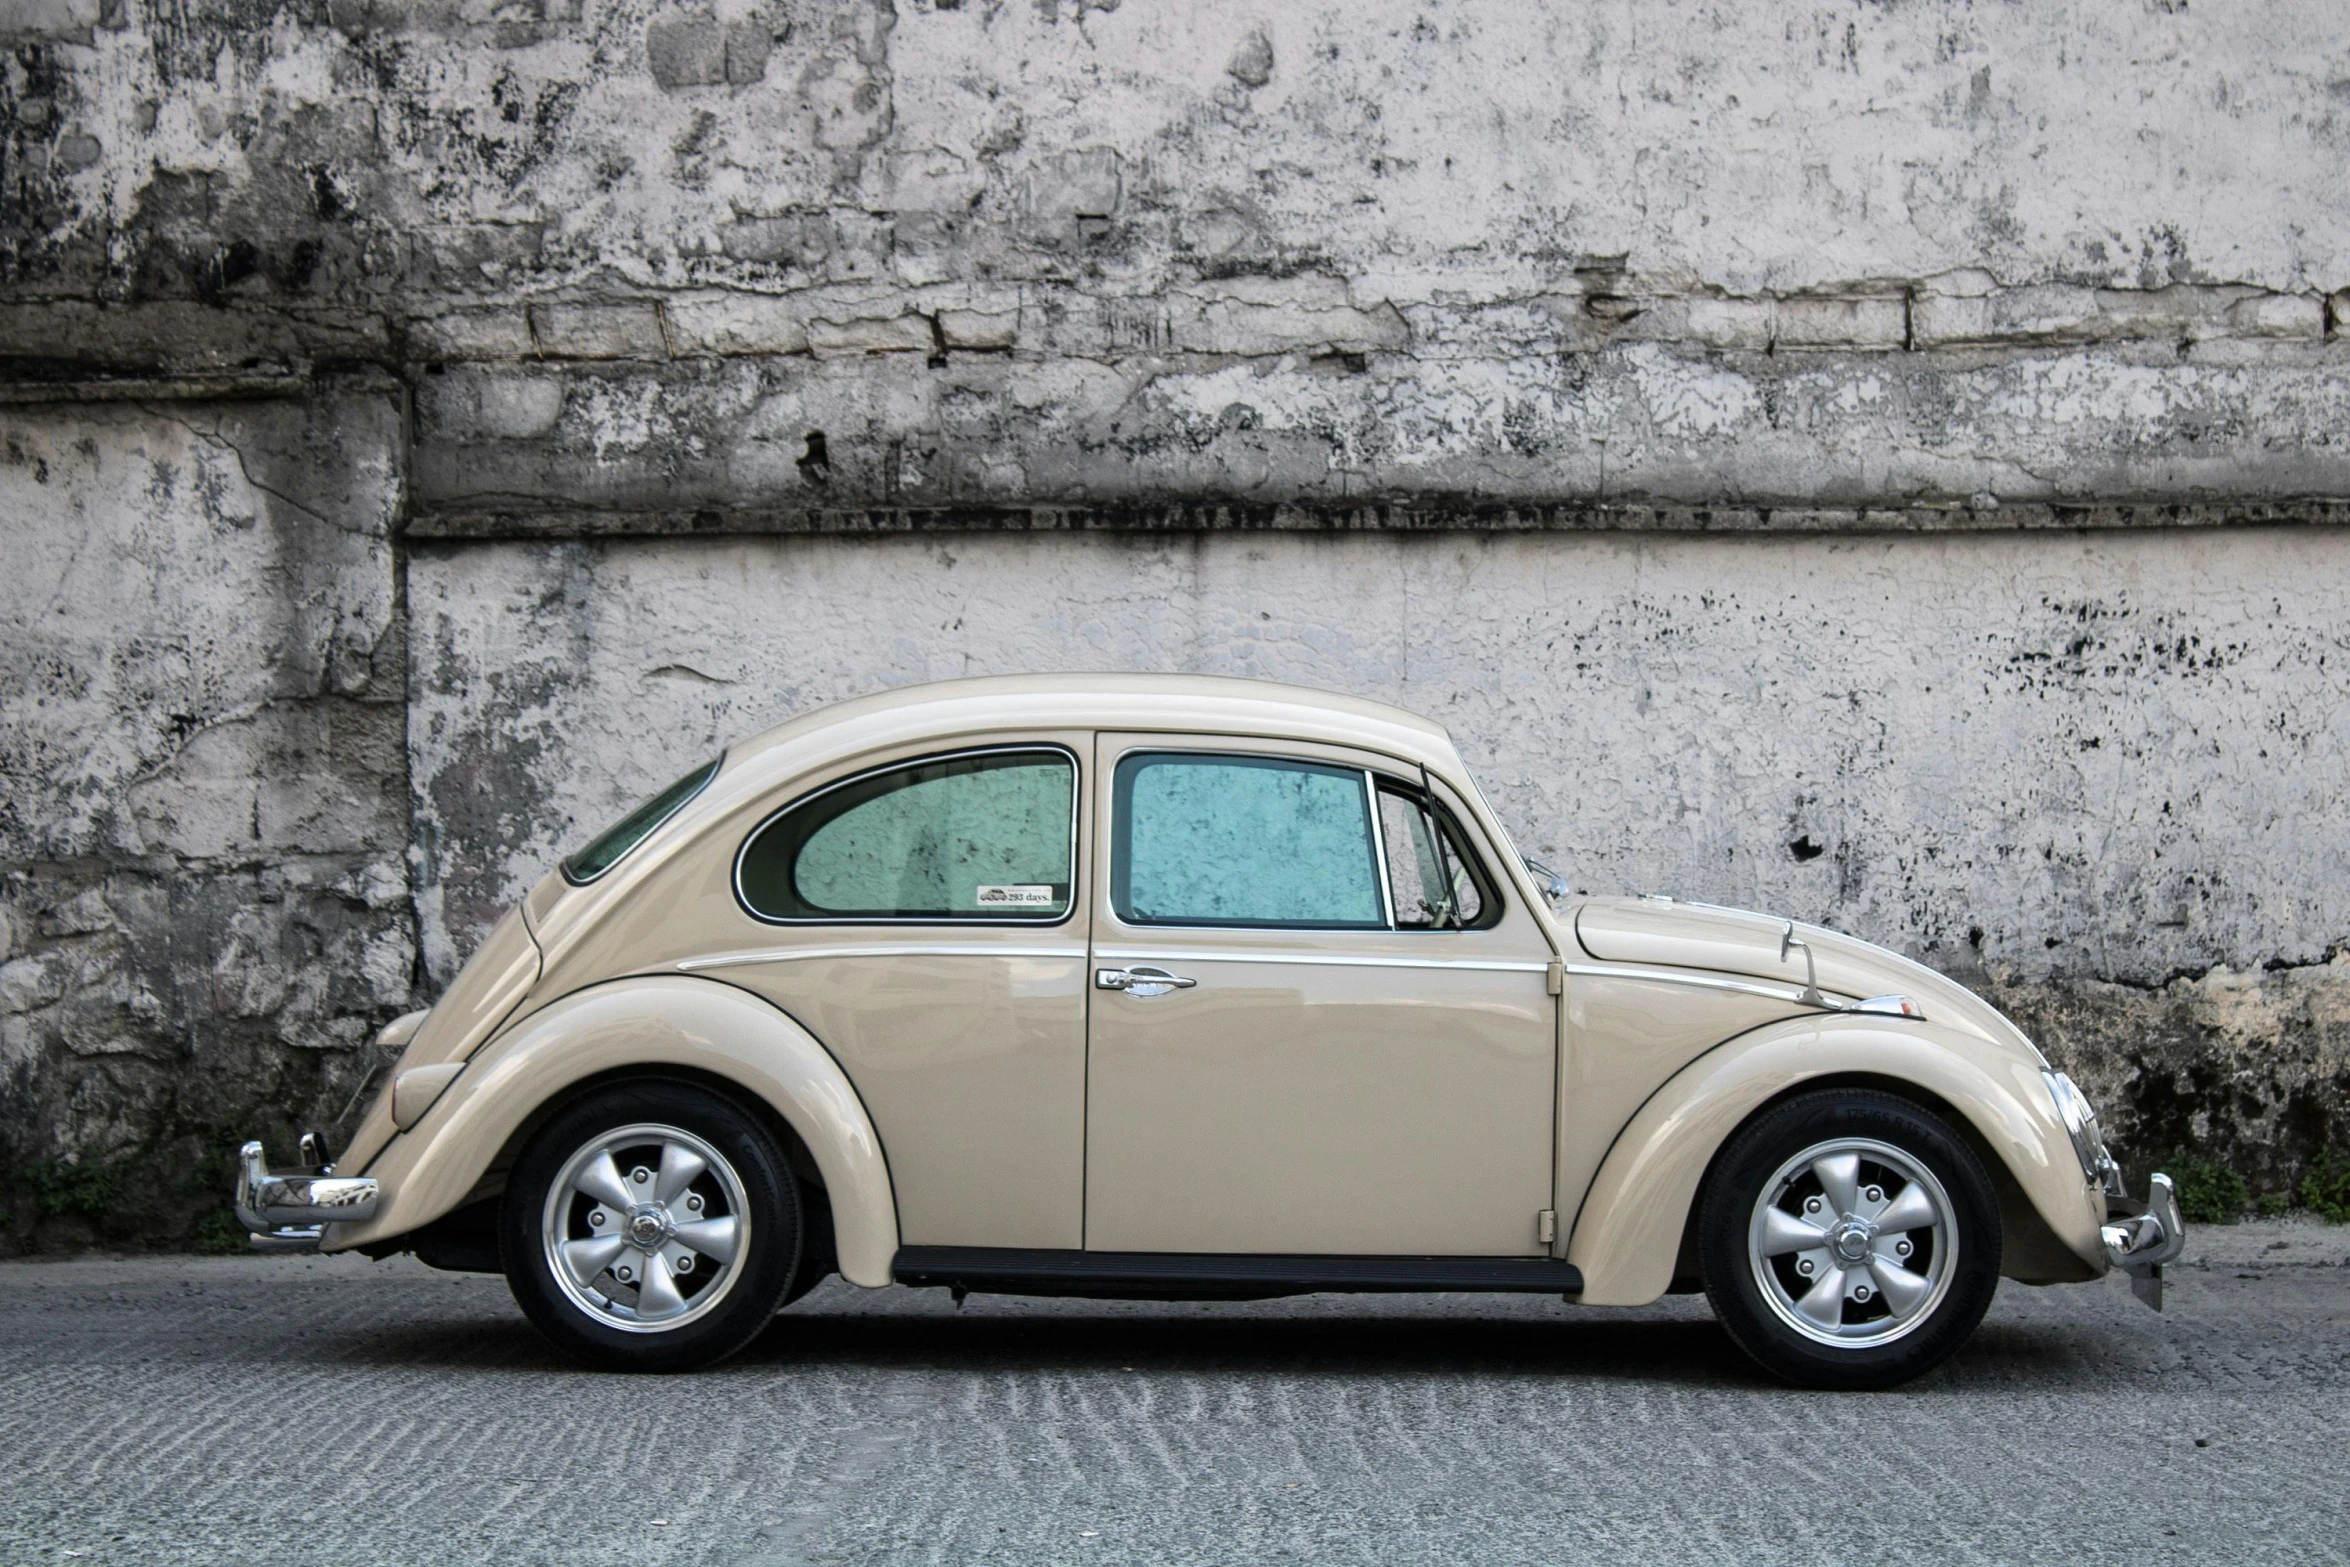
[2100,1171,2186,1311]
[233,1138,380,1252]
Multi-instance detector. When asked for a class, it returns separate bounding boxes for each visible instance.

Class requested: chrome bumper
[234,1138,379,1252]
[2101,1171,2186,1312]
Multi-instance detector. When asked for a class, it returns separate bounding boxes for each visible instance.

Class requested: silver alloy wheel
[1747,1137,1957,1349]
[541,1122,752,1334]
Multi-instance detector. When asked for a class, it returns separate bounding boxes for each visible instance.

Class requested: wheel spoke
[654,1141,708,1205]
[1793,1265,1848,1331]
[1760,1206,1832,1257]
[561,1234,627,1288]
[1867,1255,1934,1318]
[1871,1182,1938,1235]
[572,1151,634,1212]
[672,1213,740,1265]
[635,1250,687,1318]
[1810,1153,1861,1219]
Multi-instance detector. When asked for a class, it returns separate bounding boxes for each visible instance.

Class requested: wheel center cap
[1832,1222,1874,1264]
[626,1205,671,1250]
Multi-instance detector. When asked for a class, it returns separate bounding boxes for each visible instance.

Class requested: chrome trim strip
[679,944,1089,972]
[1559,961,1851,1005]
[1092,948,1550,975]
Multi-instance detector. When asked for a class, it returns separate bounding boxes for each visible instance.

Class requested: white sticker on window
[976,884,1057,907]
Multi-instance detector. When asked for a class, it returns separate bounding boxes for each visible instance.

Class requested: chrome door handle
[1095,965,1197,997]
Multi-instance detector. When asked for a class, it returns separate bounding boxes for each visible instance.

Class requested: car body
[237,674,2182,1384]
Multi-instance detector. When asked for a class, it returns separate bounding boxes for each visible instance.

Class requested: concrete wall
[3,0,2347,1245]
[407,529,2350,1191]
[0,393,410,1245]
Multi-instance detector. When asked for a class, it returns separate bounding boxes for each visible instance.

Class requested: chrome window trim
[1363,769,1398,929]
[731,743,1082,928]
[679,943,1089,972]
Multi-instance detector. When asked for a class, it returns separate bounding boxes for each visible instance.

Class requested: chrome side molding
[234,1138,380,1251]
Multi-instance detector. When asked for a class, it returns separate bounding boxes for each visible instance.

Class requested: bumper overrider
[2045,1069,2186,1311]
[2102,1170,2187,1311]
[233,1137,379,1252]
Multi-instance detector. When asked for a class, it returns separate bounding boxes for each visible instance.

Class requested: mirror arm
[1780,921,1833,1009]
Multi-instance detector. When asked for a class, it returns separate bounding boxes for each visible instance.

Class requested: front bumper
[234,1138,380,1252]
[2101,1171,2187,1311]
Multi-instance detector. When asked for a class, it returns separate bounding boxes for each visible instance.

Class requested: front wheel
[501,1081,802,1372]
[1700,1089,2001,1390]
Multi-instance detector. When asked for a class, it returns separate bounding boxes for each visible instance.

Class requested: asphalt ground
[2,1220,2345,1567]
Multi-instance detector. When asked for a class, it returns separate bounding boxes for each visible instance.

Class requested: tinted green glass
[1113,754,1383,928]
[738,750,1074,921]
[561,756,722,884]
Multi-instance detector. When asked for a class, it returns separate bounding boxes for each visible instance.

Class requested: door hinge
[1546,958,1564,996]
[1537,1209,1557,1246]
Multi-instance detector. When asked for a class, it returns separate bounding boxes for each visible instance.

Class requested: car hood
[1570,895,2044,1061]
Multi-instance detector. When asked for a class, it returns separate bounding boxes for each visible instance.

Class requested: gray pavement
[2,1221,2346,1567]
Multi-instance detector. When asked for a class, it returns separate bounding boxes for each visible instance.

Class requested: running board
[892,1246,1583,1300]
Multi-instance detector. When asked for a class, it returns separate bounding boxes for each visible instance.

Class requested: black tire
[1700,1089,2001,1390]
[501,1080,802,1373]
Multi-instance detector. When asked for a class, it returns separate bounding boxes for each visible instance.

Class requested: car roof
[723,673,1460,775]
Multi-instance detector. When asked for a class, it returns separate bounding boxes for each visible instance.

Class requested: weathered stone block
[719,215,830,267]
[409,310,536,361]
[417,369,568,441]
[1025,147,1122,234]
[1911,284,2249,347]
[1774,296,1906,349]
[530,304,669,360]
[646,9,769,88]
[1172,276,1411,356]
[807,312,934,358]
[938,307,1018,351]
[0,0,109,42]
[2229,293,2324,338]
[1680,297,1774,351]
[667,294,812,355]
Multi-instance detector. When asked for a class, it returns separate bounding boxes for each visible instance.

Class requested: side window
[1113,754,1385,928]
[737,749,1075,922]
[563,756,722,885]
[1374,784,1491,929]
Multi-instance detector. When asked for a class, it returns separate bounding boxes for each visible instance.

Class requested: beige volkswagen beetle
[237,675,2181,1386]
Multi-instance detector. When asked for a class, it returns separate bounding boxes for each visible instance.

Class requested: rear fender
[325,976,899,1286]
[1565,1013,2104,1306]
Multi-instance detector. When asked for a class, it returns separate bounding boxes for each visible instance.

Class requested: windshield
[561,756,722,884]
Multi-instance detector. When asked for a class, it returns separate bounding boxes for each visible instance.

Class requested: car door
[712,735,1092,1251]
[1083,732,1559,1257]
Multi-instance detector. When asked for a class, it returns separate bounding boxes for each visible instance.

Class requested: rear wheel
[502,1081,801,1372]
[1700,1089,2000,1389]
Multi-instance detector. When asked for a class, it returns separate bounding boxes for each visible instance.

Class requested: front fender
[323,976,900,1287]
[1565,1013,2105,1306]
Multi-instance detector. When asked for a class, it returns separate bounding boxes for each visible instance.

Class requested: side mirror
[1779,921,1829,1009]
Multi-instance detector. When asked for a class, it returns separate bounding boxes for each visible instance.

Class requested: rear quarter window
[562,757,723,885]
[736,748,1077,922]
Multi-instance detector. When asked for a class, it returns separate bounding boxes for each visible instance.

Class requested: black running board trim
[892,1245,1583,1299]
